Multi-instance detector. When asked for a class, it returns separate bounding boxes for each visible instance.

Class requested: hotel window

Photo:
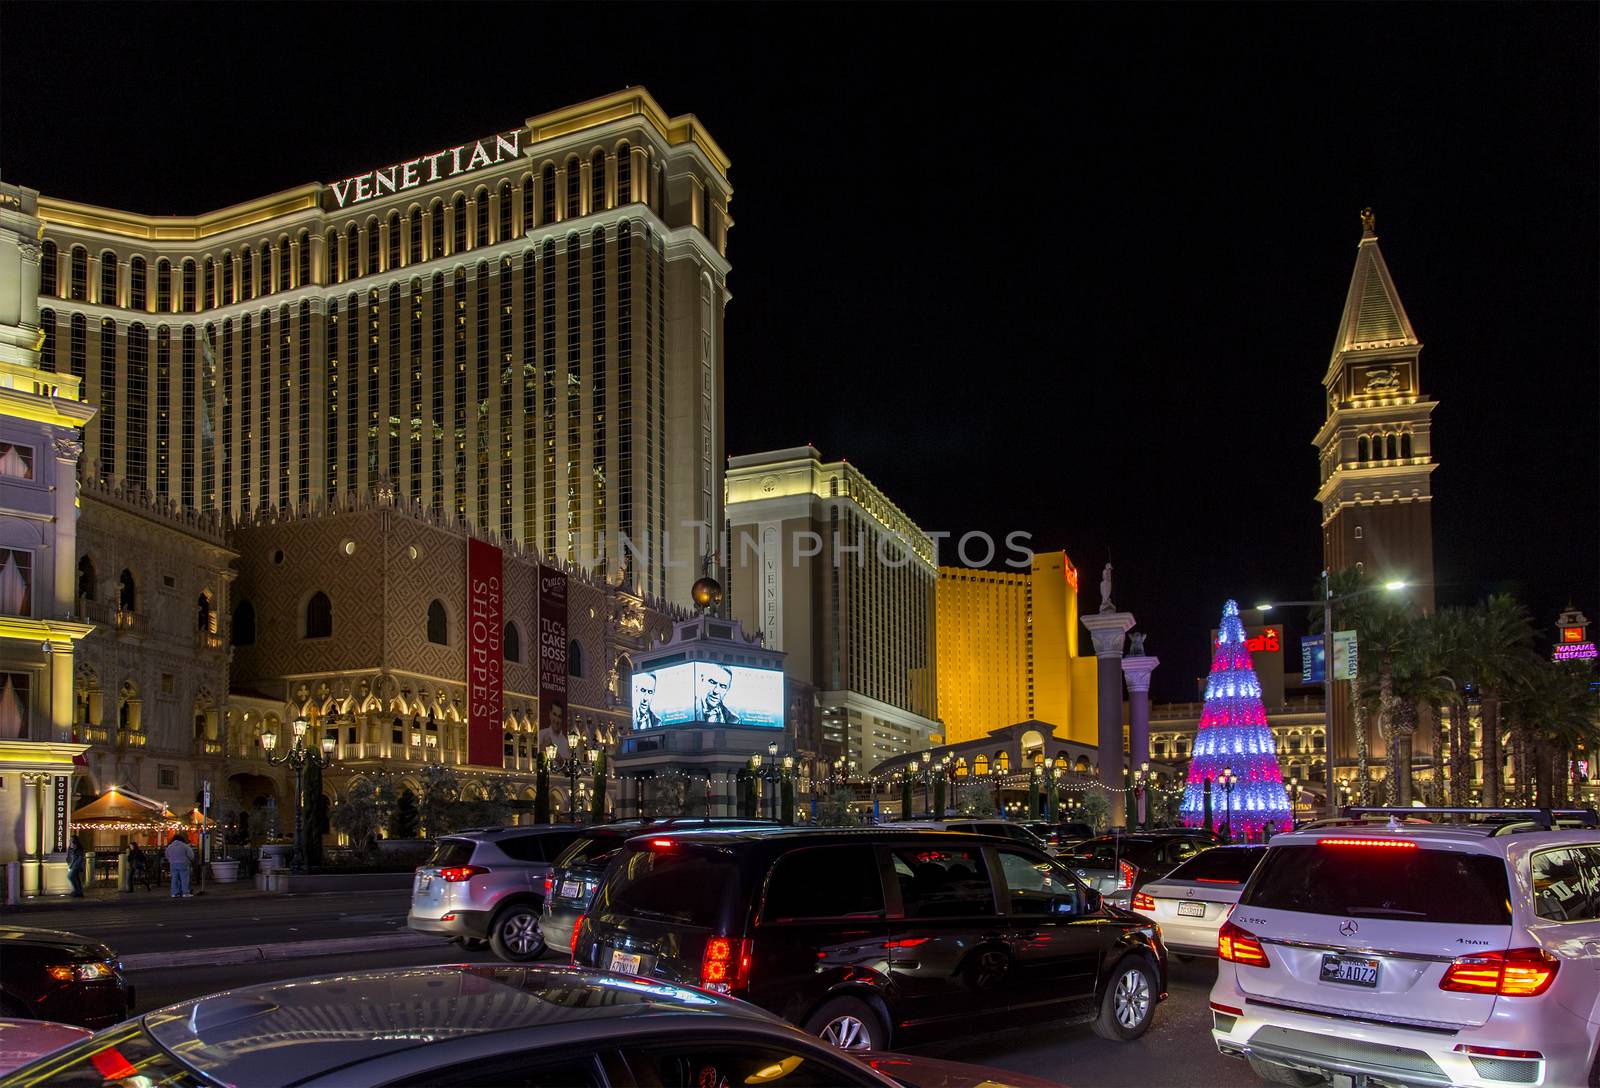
[476,262,490,525]
[541,164,556,224]
[0,443,33,480]
[408,209,423,266]
[347,225,362,280]
[498,256,513,535]
[565,157,581,219]
[156,260,172,312]
[430,273,445,509]
[239,247,253,299]
[590,151,606,212]
[181,327,196,505]
[409,278,423,502]
[221,252,234,303]
[126,324,149,488]
[386,212,401,270]
[474,187,490,249]
[616,142,631,204]
[98,318,116,478]
[617,222,632,574]
[453,267,467,520]
[304,591,332,639]
[4,549,37,615]
[326,300,340,502]
[591,226,607,567]
[40,241,57,296]
[497,181,513,242]
[181,260,196,313]
[429,199,444,259]
[298,231,311,287]
[130,256,148,310]
[520,175,534,233]
[520,248,536,543]
[0,674,30,740]
[297,302,311,506]
[541,240,556,555]
[70,246,88,301]
[385,284,398,483]
[101,251,119,306]
[201,257,214,310]
[155,327,171,497]
[38,310,55,372]
[325,230,340,285]
[426,600,448,645]
[347,291,361,491]
[452,195,467,254]
[362,220,377,278]
[564,234,580,560]
[272,237,287,292]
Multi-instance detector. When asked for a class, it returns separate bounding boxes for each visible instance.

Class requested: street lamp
[1257,576,1412,817]
[261,715,336,872]
[1132,762,1150,830]
[1219,767,1238,843]
[546,730,593,824]
[1287,776,1304,825]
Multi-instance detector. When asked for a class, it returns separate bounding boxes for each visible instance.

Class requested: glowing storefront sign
[328,130,525,209]
[1553,642,1598,662]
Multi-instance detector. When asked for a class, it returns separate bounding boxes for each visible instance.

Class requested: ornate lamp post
[1287,776,1304,826]
[545,729,595,824]
[1219,766,1238,843]
[1132,761,1150,830]
[261,716,335,873]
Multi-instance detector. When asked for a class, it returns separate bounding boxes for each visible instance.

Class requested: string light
[1180,600,1293,837]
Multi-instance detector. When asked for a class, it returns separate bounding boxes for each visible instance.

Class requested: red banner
[538,564,568,742]
[466,537,504,766]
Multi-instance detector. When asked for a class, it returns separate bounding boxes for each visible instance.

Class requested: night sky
[5,4,1595,700]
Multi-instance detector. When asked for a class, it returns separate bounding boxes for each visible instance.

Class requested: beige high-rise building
[29,88,728,604]
[725,447,939,771]
[936,550,1100,747]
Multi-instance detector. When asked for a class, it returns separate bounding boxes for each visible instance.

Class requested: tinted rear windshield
[1167,847,1264,884]
[597,844,746,927]
[556,831,629,870]
[1244,844,1511,925]
[425,838,477,868]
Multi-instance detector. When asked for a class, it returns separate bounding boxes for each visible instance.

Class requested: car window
[890,847,994,918]
[597,843,748,928]
[498,835,550,862]
[620,1042,880,1088]
[1164,839,1202,865]
[1531,845,1600,921]
[1165,847,1263,884]
[425,838,477,868]
[555,832,628,870]
[1245,844,1512,925]
[762,845,885,922]
[388,1053,605,1087]
[995,849,1084,916]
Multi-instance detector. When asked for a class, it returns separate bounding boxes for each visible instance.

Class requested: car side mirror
[1084,888,1103,914]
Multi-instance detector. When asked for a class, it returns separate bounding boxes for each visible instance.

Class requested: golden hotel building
[31,89,729,603]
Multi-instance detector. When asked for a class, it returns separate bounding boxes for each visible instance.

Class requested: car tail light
[571,915,584,959]
[1317,838,1417,849]
[700,935,751,993]
[1440,948,1559,997]
[1131,891,1156,912]
[650,839,673,848]
[543,873,553,898]
[1118,860,1137,890]
[1453,1044,1544,1059]
[1209,1001,1243,1016]
[1217,920,1270,967]
[438,865,487,882]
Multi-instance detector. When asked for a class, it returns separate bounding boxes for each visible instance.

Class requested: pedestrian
[165,833,195,898]
[127,842,150,892]
[66,836,86,898]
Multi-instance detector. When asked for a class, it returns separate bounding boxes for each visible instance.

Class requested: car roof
[139,965,776,1086]
[442,825,582,840]
[627,826,1034,849]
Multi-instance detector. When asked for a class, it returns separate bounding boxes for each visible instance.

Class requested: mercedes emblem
[1339,919,1359,937]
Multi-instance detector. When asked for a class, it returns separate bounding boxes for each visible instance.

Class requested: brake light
[438,865,487,882]
[1440,948,1559,997]
[700,935,751,993]
[1195,877,1241,884]
[543,874,553,898]
[650,839,673,848]
[1217,919,1270,967]
[571,915,584,959]
[1131,891,1156,912]
[1317,838,1417,849]
[1118,860,1137,890]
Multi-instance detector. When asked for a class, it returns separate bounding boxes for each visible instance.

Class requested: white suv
[1210,810,1600,1088]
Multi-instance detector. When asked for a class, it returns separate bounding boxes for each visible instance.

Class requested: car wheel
[1247,1056,1323,1086]
[804,995,887,1052]
[1092,956,1157,1041]
[488,904,545,962]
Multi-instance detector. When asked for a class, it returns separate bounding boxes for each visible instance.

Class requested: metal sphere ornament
[691,576,724,611]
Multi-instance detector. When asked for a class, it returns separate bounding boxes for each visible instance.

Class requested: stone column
[1120,655,1160,770]
[20,773,44,895]
[1082,612,1135,829]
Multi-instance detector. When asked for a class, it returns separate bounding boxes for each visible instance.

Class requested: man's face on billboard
[700,668,731,707]
[636,676,655,708]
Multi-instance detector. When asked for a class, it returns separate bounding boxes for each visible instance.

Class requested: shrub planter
[209,860,240,883]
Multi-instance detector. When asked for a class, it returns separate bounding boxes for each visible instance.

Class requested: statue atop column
[1128,631,1146,656]
[1098,562,1115,613]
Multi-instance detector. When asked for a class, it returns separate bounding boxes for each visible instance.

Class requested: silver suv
[406,825,581,962]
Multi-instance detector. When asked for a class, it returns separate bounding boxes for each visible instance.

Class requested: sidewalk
[2,878,267,914]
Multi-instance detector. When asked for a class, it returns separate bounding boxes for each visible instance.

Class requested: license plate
[1177,901,1206,918]
[608,949,642,974]
[418,875,432,892]
[1320,954,1379,987]
[561,880,581,899]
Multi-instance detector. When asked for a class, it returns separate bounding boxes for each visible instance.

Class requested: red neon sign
[1245,628,1280,654]
[1562,626,1585,644]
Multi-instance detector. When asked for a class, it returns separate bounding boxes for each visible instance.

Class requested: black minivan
[574,827,1166,1051]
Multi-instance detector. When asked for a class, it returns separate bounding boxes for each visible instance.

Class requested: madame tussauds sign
[328,129,525,209]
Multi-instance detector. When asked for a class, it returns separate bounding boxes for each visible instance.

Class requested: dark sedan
[0,927,134,1030]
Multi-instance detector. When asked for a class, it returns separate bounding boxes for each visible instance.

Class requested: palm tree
[1457,596,1539,807]
[1360,599,1416,804]
[1313,569,1397,802]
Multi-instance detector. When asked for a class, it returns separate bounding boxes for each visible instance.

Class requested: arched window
[156,259,172,312]
[40,240,58,296]
[408,208,423,265]
[196,591,215,633]
[129,256,147,310]
[201,257,214,310]
[426,599,448,645]
[297,231,311,287]
[430,199,445,258]
[452,195,467,253]
[504,621,521,663]
[239,247,253,299]
[541,164,557,224]
[221,251,234,303]
[973,754,989,776]
[181,259,196,312]
[232,600,256,646]
[362,219,377,277]
[118,569,137,613]
[70,246,88,301]
[346,225,361,279]
[954,757,968,777]
[474,188,490,248]
[995,751,1010,774]
[565,157,581,220]
[1400,431,1413,459]
[1357,435,1370,462]
[325,230,340,284]
[101,251,119,306]
[39,309,55,372]
[1385,433,1398,460]
[590,150,606,213]
[305,591,332,639]
[276,235,290,291]
[497,181,513,241]
[258,244,272,295]
[616,142,632,204]
[77,556,96,603]
[387,212,401,270]
[568,639,584,678]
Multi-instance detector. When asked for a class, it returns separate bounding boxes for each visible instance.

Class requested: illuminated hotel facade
[31,89,729,603]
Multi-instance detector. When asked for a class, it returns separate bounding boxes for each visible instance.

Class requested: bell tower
[1313,210,1438,600]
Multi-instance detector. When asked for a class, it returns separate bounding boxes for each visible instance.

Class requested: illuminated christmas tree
[1181,600,1292,840]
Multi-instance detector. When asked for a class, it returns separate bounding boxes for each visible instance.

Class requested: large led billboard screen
[631,663,784,730]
